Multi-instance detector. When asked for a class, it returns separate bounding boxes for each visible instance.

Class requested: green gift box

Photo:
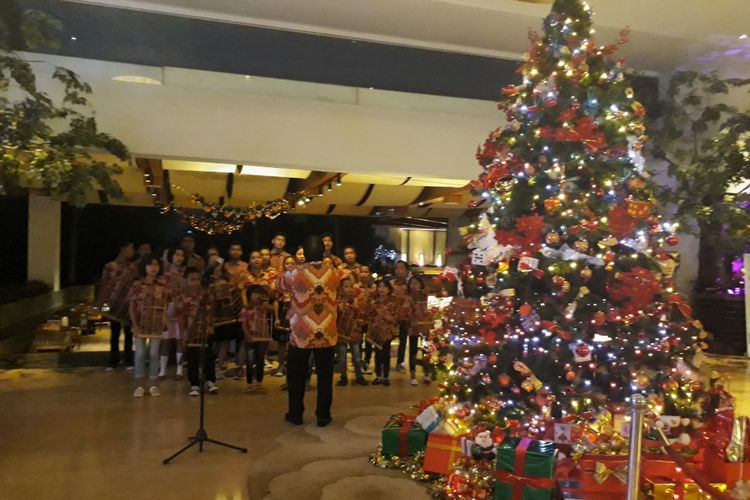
[494,437,557,500]
[381,414,427,457]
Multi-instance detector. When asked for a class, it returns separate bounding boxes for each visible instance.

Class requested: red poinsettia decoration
[607,204,638,238]
[495,215,545,253]
[608,267,661,315]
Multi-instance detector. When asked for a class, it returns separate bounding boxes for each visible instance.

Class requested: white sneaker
[189,385,200,397]
[396,363,406,373]
[133,386,145,398]
[149,386,161,397]
[410,377,419,386]
[207,381,219,394]
[273,370,285,377]
[105,366,114,372]
[125,366,134,372]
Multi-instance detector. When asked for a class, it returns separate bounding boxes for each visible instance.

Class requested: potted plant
[652,70,750,354]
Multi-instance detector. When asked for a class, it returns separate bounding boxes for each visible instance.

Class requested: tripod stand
[163,334,247,464]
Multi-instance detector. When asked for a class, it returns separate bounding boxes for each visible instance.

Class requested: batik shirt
[240,303,273,342]
[365,296,398,349]
[96,259,137,323]
[180,288,213,346]
[336,298,361,343]
[222,260,248,288]
[269,250,291,273]
[280,262,343,349]
[128,276,171,338]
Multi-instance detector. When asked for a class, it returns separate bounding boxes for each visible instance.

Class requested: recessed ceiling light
[740,34,748,40]
[244,75,251,79]
[112,75,162,85]
[70,36,77,41]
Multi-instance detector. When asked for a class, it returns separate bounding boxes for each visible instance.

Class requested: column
[27,193,61,291]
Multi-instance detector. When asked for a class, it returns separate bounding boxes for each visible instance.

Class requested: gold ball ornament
[636,373,650,388]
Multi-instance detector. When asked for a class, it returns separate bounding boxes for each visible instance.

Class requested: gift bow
[594,461,628,485]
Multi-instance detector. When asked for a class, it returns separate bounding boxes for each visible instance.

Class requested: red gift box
[423,432,463,475]
[704,458,750,489]
[556,456,626,499]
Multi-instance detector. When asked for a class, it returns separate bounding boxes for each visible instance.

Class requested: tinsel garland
[369,446,496,499]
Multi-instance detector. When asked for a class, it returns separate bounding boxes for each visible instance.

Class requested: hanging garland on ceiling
[141,168,329,235]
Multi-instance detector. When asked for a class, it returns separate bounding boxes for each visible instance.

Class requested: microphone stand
[163,309,247,464]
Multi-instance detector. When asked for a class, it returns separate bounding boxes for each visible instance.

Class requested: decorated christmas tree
[435,0,718,442]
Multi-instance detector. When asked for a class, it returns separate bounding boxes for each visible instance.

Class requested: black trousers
[186,344,216,387]
[109,320,133,367]
[245,341,268,384]
[375,339,392,379]
[395,321,408,365]
[362,325,373,366]
[407,335,420,374]
[287,345,335,420]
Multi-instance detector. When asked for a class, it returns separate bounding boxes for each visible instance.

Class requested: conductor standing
[280,235,343,427]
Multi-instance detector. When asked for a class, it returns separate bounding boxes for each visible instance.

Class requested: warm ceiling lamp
[112,75,162,85]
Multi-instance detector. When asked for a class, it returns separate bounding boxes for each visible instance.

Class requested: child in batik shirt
[180,267,218,397]
[240,285,273,393]
[335,277,366,386]
[367,279,398,387]
[128,254,170,398]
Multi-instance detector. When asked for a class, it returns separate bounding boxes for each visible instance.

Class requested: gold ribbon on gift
[594,461,627,485]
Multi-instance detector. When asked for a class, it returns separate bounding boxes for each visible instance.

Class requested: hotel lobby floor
[0,365,434,500]
[1,354,748,500]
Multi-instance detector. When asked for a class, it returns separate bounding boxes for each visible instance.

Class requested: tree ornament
[544,197,562,214]
[573,239,589,253]
[572,342,592,362]
[566,371,576,381]
[545,232,561,246]
[666,235,679,246]
[498,373,511,387]
[580,267,593,280]
[519,303,534,317]
[593,311,606,325]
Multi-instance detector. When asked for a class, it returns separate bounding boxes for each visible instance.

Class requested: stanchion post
[626,394,647,500]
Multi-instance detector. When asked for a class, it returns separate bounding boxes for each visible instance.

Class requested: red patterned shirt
[280,262,343,349]
[128,276,171,338]
[96,259,137,323]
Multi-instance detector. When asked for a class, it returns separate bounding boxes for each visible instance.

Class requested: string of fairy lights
[140,167,343,234]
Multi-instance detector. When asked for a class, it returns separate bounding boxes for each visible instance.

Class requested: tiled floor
[1,354,748,500]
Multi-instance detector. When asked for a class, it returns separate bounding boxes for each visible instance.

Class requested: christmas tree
[437,0,715,439]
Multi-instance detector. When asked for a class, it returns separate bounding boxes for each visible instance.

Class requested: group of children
[98,233,434,398]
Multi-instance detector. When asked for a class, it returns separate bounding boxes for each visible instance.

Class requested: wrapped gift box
[494,437,556,500]
[703,458,750,489]
[644,476,727,500]
[423,432,463,475]
[416,404,444,434]
[381,414,427,458]
[555,455,627,499]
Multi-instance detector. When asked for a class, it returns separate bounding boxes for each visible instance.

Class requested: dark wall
[0,197,28,286]
[60,204,378,286]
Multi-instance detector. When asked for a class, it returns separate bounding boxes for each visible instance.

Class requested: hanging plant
[0,2,129,207]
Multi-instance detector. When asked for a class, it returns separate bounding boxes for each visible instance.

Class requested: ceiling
[66,0,750,73]
[100,157,476,220]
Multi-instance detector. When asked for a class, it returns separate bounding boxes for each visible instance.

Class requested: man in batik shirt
[97,241,137,368]
[280,235,343,427]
